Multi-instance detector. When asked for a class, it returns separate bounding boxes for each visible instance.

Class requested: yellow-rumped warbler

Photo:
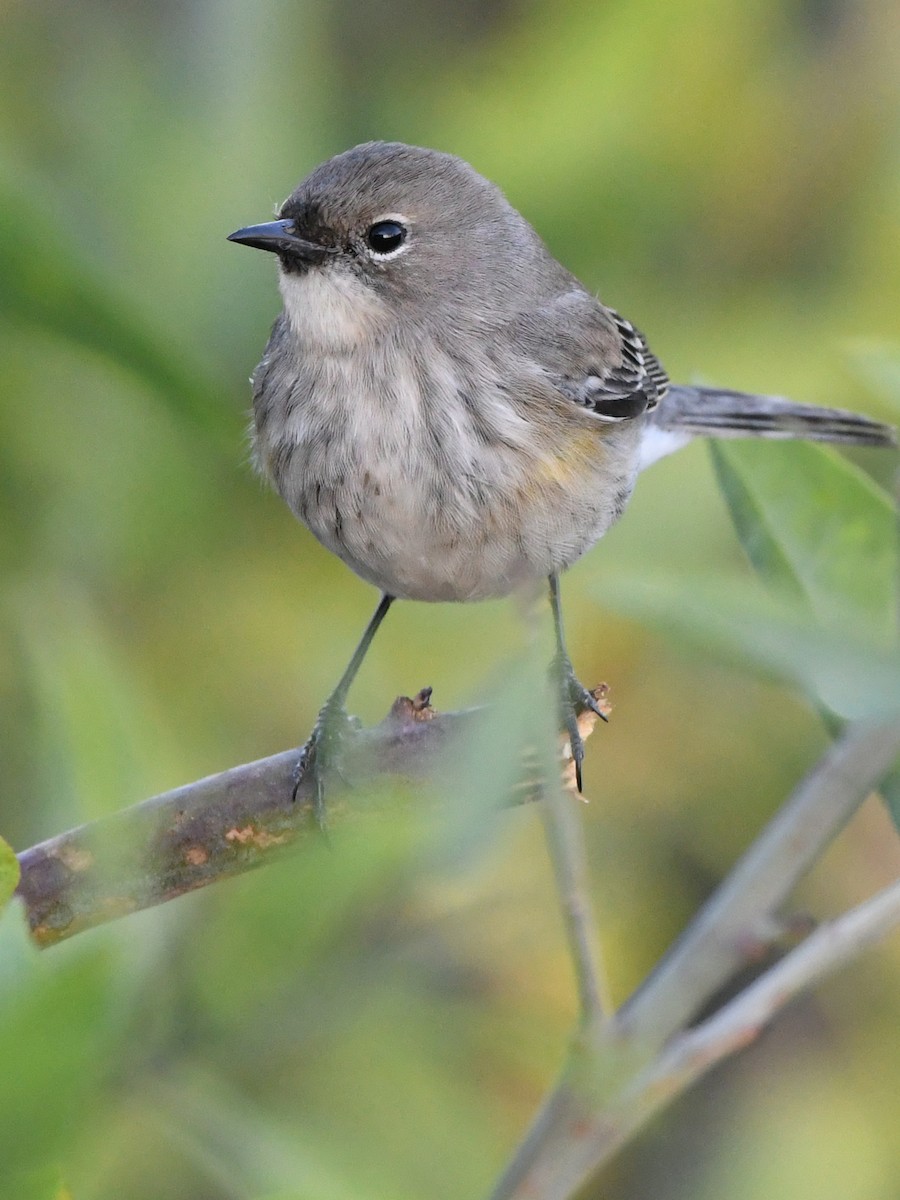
[228,141,894,810]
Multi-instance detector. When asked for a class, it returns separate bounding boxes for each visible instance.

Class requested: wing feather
[506,292,668,423]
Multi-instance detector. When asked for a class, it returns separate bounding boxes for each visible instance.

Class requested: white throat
[278,266,389,350]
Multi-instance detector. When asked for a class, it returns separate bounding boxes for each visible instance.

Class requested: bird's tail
[650,385,895,449]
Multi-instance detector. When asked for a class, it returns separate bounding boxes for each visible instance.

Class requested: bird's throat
[278,267,390,352]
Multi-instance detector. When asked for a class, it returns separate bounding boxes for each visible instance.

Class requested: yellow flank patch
[511,431,601,510]
[533,430,601,487]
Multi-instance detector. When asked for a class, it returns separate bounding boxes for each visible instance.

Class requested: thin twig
[655,875,900,1081]
[615,718,900,1047]
[539,692,613,1023]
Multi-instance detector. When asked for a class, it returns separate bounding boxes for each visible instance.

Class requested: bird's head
[228,142,565,335]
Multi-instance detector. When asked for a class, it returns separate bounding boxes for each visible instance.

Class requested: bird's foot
[291,700,358,829]
[553,657,609,794]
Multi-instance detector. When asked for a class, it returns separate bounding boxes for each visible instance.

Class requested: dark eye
[366,220,407,255]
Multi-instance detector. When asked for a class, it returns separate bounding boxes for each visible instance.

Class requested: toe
[583,690,609,722]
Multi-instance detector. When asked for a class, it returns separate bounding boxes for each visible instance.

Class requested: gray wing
[504,289,669,422]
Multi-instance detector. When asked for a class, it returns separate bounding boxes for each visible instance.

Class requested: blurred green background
[1,0,899,1196]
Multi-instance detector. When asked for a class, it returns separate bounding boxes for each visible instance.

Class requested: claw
[564,707,586,794]
[565,674,609,726]
[554,657,608,794]
[290,701,354,830]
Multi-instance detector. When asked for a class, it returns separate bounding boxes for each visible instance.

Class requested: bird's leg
[548,574,607,793]
[292,593,394,825]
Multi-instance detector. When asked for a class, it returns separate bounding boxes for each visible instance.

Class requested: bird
[227,141,894,814]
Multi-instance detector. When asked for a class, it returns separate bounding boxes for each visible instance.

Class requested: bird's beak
[227,219,331,262]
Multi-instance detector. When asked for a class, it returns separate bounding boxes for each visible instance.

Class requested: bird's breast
[254,327,641,601]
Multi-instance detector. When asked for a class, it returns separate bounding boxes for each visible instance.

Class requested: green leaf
[0,835,20,913]
[595,571,900,723]
[710,438,900,827]
[709,439,897,645]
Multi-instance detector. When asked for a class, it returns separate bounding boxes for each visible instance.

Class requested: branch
[14,691,466,947]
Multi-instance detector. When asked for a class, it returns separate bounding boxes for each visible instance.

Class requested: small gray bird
[228,141,894,809]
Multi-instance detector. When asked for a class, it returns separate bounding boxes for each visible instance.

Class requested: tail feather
[651,385,896,450]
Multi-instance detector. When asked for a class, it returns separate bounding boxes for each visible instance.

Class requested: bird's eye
[366,220,407,255]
